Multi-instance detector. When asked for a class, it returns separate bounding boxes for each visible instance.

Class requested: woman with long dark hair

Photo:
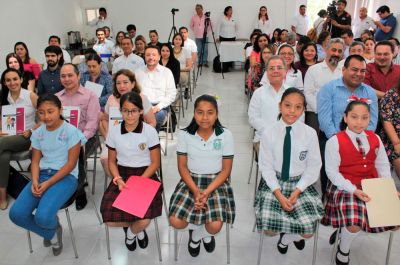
[14,42,41,79]
[6,53,35,92]
[159,43,180,86]
[294,42,318,80]
[254,6,271,35]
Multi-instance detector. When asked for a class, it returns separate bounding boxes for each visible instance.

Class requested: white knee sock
[337,227,360,262]
[281,234,303,245]
[126,227,137,244]
[192,225,213,242]
[137,231,145,240]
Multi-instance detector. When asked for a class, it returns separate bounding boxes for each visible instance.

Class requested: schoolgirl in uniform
[100,91,162,252]
[255,88,324,254]
[322,99,397,265]
[169,94,235,257]
[9,94,86,256]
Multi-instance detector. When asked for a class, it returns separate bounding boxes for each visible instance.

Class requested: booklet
[362,178,400,228]
[112,176,161,218]
[62,106,80,128]
[84,81,104,98]
[108,107,123,131]
[1,105,25,135]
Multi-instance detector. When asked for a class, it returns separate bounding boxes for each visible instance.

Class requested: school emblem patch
[213,139,222,150]
[138,143,147,150]
[299,151,308,161]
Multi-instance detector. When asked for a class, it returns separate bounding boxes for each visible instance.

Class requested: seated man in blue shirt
[374,5,397,41]
[317,54,378,196]
[37,46,64,96]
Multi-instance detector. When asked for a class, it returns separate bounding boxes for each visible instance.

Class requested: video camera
[205,11,211,17]
[327,0,337,18]
[171,8,179,14]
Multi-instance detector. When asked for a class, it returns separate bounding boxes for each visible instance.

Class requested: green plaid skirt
[254,174,324,234]
[169,172,235,224]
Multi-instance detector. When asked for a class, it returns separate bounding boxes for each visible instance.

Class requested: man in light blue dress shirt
[317,54,378,196]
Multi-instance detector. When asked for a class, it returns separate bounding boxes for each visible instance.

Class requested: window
[85,8,100,24]
[307,0,332,24]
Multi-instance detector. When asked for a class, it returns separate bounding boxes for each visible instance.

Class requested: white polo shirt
[112,53,145,74]
[184,38,198,54]
[106,121,160,168]
[353,16,376,39]
[177,128,234,174]
[93,40,114,62]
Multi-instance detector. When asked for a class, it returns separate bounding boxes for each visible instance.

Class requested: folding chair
[10,150,32,172]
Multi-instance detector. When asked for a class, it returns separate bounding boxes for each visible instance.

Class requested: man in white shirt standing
[352,7,376,40]
[304,38,344,132]
[291,5,310,39]
[179,27,198,66]
[88,7,113,36]
[93,28,113,63]
[112,37,144,74]
[136,46,177,132]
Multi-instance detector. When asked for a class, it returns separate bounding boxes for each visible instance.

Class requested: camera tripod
[168,9,179,44]
[196,14,224,81]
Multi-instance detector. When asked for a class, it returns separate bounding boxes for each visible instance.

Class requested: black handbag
[7,166,30,199]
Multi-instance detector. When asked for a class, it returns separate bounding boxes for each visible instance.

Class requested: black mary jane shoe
[137,230,149,249]
[329,229,341,245]
[202,236,216,253]
[335,246,350,265]
[277,233,288,254]
[123,227,137,251]
[293,239,305,250]
[188,230,201,257]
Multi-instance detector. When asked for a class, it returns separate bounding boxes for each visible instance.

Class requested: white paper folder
[362,178,400,228]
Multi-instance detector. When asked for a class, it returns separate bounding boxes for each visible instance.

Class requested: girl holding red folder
[100,91,162,252]
[322,99,398,265]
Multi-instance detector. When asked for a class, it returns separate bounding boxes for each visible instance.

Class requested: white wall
[0,0,83,72]
[80,0,302,40]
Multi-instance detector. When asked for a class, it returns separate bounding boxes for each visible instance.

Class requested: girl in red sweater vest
[322,99,397,265]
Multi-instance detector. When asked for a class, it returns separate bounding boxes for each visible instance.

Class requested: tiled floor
[1,67,399,265]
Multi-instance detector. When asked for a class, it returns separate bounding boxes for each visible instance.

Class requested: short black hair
[179,26,188,33]
[375,40,395,53]
[99,7,107,13]
[48,35,60,44]
[149,30,158,36]
[96,28,105,35]
[318,9,327,17]
[126,24,136,31]
[376,5,390,13]
[341,29,354,37]
[44,45,62,55]
[343,54,365,68]
[299,5,306,9]
[297,36,311,46]
[223,6,232,16]
[389,37,400,46]
[337,0,347,6]
[145,45,160,55]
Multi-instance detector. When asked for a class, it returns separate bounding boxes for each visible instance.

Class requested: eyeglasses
[121,108,140,115]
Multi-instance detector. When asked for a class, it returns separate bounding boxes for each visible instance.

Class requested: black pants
[319,131,329,197]
[219,36,236,41]
[77,136,98,196]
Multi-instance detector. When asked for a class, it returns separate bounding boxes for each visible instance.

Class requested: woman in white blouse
[173,33,192,87]
[254,6,271,36]
[0,68,38,209]
[218,6,238,41]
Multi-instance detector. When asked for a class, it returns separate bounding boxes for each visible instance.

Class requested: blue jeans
[9,169,77,240]
[155,107,168,133]
[195,38,208,64]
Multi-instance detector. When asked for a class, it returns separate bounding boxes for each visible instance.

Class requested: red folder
[16,107,25,134]
[112,176,161,218]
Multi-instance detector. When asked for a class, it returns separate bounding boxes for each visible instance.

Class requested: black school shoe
[277,233,288,254]
[202,236,215,253]
[137,230,149,249]
[75,192,87,211]
[335,246,350,265]
[188,230,201,257]
[123,227,137,251]
[293,239,305,250]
